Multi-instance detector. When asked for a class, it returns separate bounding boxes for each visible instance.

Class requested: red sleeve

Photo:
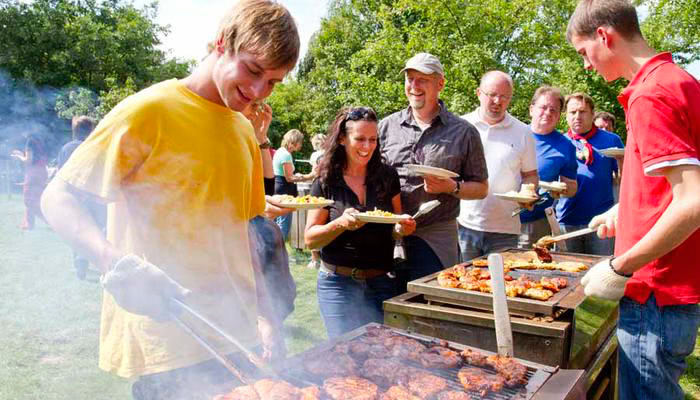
[628,94,698,170]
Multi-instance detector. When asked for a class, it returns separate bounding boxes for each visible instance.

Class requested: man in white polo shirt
[459,71,539,261]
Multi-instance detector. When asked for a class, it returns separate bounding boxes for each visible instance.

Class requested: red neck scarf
[568,126,597,165]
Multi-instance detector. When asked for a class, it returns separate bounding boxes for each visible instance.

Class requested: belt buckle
[350,268,364,281]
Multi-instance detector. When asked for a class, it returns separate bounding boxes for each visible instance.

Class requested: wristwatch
[451,180,461,196]
[258,139,272,149]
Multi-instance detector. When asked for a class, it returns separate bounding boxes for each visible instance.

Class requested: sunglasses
[345,107,377,122]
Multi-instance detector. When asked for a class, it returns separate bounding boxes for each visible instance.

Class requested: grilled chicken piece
[401,369,449,399]
[457,367,506,397]
[419,345,461,369]
[523,287,554,301]
[437,390,473,400]
[380,386,421,400]
[361,358,411,387]
[459,276,481,291]
[323,376,379,400]
[384,335,426,361]
[452,263,470,277]
[461,348,489,367]
[485,355,529,387]
[437,270,460,288]
[305,350,358,378]
[254,379,304,399]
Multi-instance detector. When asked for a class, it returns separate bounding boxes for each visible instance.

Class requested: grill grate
[280,324,553,400]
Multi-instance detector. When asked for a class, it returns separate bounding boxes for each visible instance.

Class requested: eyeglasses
[346,107,377,122]
[535,104,561,114]
[480,91,512,102]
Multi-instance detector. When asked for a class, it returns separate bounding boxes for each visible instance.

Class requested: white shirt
[458,110,537,234]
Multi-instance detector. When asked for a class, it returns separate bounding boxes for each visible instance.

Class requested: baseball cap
[400,52,444,76]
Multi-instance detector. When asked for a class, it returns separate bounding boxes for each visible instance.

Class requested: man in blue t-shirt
[520,86,578,248]
[557,92,624,255]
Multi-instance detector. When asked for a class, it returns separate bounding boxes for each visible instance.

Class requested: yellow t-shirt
[58,79,266,378]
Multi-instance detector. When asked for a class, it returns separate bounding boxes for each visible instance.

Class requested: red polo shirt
[617,52,700,306]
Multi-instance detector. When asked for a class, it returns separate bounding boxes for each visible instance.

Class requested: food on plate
[436,265,568,301]
[276,194,331,204]
[323,376,379,400]
[457,367,506,397]
[362,208,399,217]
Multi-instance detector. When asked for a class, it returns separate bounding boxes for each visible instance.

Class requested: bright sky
[137,0,329,62]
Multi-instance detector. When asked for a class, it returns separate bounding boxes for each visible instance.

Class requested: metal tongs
[535,227,595,247]
[169,298,281,384]
[412,199,441,219]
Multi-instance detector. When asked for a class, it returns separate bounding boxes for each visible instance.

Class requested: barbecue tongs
[169,298,281,385]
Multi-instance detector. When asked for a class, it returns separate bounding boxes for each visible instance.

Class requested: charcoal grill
[278,323,584,400]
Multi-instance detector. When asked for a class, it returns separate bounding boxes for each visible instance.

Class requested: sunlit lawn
[0,196,697,399]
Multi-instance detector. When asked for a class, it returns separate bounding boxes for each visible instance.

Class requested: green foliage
[54,87,99,120]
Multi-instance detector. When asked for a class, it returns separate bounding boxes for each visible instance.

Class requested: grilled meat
[323,376,379,400]
[401,369,449,399]
[457,367,505,397]
[214,380,319,400]
[523,287,554,301]
[300,385,322,400]
[532,243,553,263]
[380,386,421,400]
[384,335,426,361]
[485,355,529,387]
[438,270,461,288]
[419,345,461,369]
[436,390,473,400]
[213,385,260,400]
[460,348,489,367]
[305,350,358,378]
[361,358,411,387]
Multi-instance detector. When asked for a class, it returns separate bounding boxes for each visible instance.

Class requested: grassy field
[0,196,697,399]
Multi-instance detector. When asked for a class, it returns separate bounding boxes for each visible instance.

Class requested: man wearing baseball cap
[378,52,489,292]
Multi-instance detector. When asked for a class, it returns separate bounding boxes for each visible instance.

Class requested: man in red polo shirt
[567,1,700,399]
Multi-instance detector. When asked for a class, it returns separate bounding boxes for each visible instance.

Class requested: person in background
[568,1,700,399]
[307,133,327,269]
[11,134,48,230]
[557,92,623,255]
[519,86,578,247]
[273,128,313,240]
[56,116,103,279]
[39,1,298,398]
[593,111,616,132]
[304,107,416,338]
[459,70,538,261]
[379,52,488,292]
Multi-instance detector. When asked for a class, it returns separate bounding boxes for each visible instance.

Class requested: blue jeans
[617,294,700,400]
[275,213,293,241]
[458,225,518,262]
[394,235,444,294]
[560,223,614,256]
[317,268,397,338]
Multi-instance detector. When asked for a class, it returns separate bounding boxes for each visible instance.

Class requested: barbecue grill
[384,249,618,398]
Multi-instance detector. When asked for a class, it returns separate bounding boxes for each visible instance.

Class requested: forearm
[40,178,120,272]
[561,177,578,198]
[456,180,488,200]
[522,170,539,187]
[305,220,345,249]
[615,194,700,275]
[260,149,274,179]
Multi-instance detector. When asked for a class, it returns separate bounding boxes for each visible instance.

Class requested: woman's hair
[319,107,390,199]
[25,135,46,165]
[310,133,327,151]
[281,129,304,150]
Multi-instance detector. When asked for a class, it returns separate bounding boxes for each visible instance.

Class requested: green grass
[0,196,697,399]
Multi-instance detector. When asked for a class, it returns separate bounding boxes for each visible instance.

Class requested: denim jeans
[317,267,397,338]
[518,217,551,248]
[617,294,700,400]
[394,235,444,294]
[458,225,518,262]
[275,213,293,241]
[560,223,614,256]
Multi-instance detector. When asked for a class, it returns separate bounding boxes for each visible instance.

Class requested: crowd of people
[18,0,698,399]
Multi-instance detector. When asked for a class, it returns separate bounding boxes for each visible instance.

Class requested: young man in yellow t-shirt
[40,1,298,398]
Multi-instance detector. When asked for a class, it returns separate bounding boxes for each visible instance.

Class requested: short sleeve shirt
[617,52,700,306]
[272,147,294,176]
[311,164,401,269]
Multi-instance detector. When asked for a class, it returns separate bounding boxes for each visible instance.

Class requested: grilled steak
[305,350,358,378]
[323,376,379,400]
[300,385,322,400]
[436,390,473,400]
[213,385,260,400]
[419,345,461,369]
[401,369,448,399]
[380,386,421,400]
[361,358,411,387]
[461,348,489,367]
[215,379,317,400]
[384,335,426,361]
[485,355,529,386]
[457,367,505,397]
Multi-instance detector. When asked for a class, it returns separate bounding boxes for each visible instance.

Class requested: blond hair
[208,0,300,70]
[565,92,595,113]
[281,129,304,150]
[311,134,327,151]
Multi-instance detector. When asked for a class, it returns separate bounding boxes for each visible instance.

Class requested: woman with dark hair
[304,106,416,338]
[11,135,47,230]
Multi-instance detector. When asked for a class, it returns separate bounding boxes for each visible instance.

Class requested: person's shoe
[307,260,320,270]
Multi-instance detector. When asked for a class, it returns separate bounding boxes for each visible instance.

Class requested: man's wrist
[258,138,271,149]
[451,180,461,196]
[609,257,632,278]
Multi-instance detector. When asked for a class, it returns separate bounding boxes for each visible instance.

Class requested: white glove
[100,254,191,321]
[580,258,630,301]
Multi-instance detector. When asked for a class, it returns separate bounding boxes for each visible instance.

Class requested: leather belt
[320,262,389,280]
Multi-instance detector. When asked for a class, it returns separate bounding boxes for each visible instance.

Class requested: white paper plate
[494,193,539,203]
[404,164,459,178]
[598,148,625,157]
[539,181,567,192]
[354,213,409,224]
[269,197,334,210]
